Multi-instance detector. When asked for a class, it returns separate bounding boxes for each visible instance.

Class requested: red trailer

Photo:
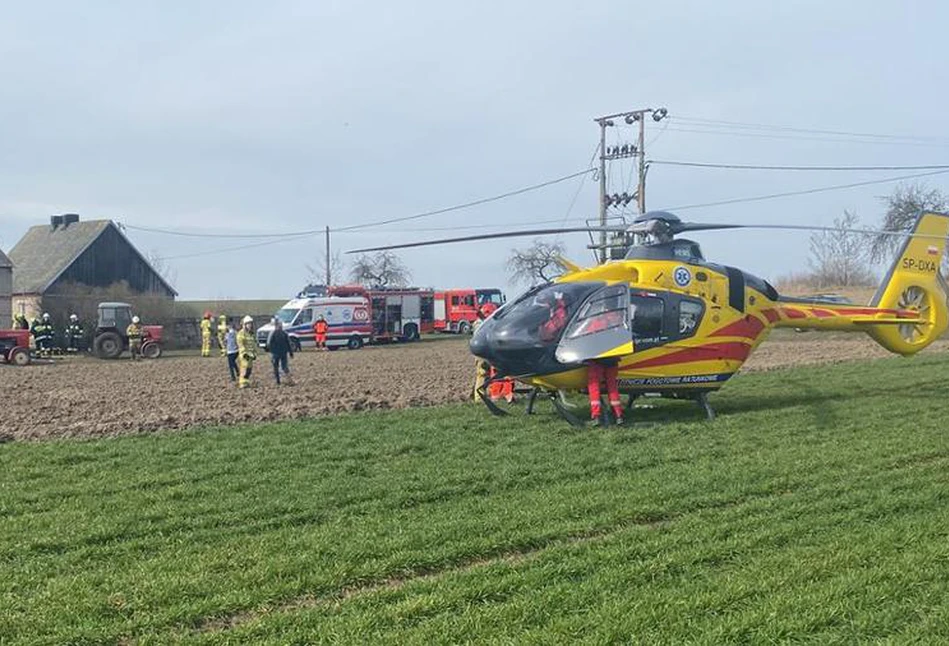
[434,288,505,334]
[329,286,435,342]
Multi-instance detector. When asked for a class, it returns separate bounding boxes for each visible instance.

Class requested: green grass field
[2,355,949,644]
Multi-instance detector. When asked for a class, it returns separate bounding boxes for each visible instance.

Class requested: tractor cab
[93,302,163,359]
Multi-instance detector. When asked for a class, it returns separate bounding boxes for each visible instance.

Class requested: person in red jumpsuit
[584,309,625,426]
[540,292,568,342]
[487,366,515,403]
[312,315,329,351]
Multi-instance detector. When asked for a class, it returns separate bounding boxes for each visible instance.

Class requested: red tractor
[0,329,31,366]
[93,302,163,359]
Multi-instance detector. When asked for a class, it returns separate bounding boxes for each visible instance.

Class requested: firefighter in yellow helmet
[217,313,228,356]
[236,315,257,388]
[200,312,212,357]
[127,316,143,361]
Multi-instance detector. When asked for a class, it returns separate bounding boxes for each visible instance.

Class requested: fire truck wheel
[347,335,364,350]
[10,347,30,366]
[458,321,471,335]
[401,323,419,342]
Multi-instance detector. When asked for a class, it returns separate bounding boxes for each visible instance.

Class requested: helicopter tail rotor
[866,211,949,355]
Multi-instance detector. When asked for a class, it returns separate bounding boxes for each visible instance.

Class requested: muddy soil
[2,336,946,441]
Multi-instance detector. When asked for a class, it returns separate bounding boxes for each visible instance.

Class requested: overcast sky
[2,1,947,300]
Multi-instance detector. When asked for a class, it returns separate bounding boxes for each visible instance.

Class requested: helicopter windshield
[472,281,603,375]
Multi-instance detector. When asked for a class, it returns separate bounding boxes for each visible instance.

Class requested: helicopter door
[554,284,630,364]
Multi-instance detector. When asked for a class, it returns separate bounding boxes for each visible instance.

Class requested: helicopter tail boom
[865,210,949,355]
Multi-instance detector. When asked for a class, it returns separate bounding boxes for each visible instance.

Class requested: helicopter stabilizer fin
[555,256,583,274]
[866,210,949,355]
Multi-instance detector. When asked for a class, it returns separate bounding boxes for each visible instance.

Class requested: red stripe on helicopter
[760,308,780,323]
[780,308,807,319]
[830,307,903,316]
[810,308,836,318]
[710,315,765,340]
[627,342,752,369]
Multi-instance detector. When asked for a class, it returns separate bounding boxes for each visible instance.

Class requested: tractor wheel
[142,342,162,359]
[347,335,364,350]
[10,348,30,366]
[94,332,124,359]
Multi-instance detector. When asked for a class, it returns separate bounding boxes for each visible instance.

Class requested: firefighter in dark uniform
[31,313,54,357]
[65,314,84,352]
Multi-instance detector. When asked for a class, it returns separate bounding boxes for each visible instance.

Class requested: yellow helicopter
[350,210,949,425]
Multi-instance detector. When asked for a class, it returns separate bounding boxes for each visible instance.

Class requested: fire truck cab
[329,285,434,342]
[434,288,505,334]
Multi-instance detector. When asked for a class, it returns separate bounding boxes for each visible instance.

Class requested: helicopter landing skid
[525,388,539,415]
[551,392,585,427]
[694,392,716,420]
[477,384,509,417]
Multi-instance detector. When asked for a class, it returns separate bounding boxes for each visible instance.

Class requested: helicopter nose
[469,318,562,376]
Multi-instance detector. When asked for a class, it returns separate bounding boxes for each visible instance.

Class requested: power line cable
[650,160,949,171]
[665,168,949,212]
[661,125,949,148]
[121,167,595,240]
[673,115,949,144]
[333,168,595,232]
[154,235,316,261]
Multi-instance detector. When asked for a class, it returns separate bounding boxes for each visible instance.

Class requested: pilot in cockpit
[539,291,569,342]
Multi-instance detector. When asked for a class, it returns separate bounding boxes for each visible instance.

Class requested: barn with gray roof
[8,214,176,319]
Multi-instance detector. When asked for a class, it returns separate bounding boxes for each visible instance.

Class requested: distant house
[8,215,177,320]
[0,248,12,325]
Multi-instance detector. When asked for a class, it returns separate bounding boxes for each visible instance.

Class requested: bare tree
[506,239,567,286]
[870,183,949,271]
[306,250,346,286]
[349,251,411,287]
[146,250,178,288]
[807,211,875,288]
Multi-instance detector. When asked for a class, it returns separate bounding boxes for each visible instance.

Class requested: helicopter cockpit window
[490,282,603,344]
[629,295,664,338]
[679,300,703,335]
[565,284,628,339]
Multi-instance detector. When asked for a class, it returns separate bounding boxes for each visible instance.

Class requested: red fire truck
[329,285,435,342]
[434,288,505,334]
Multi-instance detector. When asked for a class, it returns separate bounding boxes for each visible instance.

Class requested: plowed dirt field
[2,336,947,441]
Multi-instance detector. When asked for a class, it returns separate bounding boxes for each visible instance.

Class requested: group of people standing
[202,313,300,389]
[11,312,85,356]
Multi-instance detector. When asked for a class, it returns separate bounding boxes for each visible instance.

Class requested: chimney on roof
[50,215,64,231]
[62,213,79,228]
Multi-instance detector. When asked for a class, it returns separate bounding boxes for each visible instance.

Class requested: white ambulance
[256,295,372,350]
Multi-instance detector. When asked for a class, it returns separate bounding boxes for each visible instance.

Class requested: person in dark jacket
[265,318,295,385]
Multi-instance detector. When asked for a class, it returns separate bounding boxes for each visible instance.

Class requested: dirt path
[2,336,946,441]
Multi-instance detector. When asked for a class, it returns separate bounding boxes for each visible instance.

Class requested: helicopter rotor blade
[345,226,626,254]
[711,223,949,240]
